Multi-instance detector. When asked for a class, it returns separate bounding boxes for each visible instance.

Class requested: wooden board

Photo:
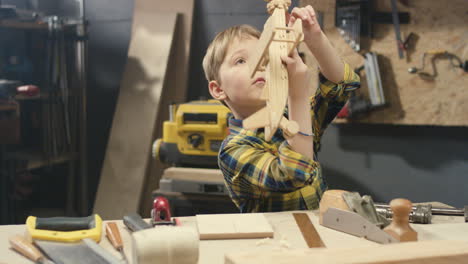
[93,12,178,220]
[300,0,468,126]
[138,0,195,217]
[196,213,274,240]
[225,240,468,264]
[161,167,224,183]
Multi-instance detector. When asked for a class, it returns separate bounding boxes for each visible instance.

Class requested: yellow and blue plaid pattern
[219,63,360,213]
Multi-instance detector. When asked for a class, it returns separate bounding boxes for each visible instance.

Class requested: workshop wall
[302,0,468,126]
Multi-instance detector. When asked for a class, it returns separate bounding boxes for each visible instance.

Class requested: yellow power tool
[153,100,231,168]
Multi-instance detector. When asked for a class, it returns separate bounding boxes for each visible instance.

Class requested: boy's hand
[281,49,312,100]
[288,5,322,43]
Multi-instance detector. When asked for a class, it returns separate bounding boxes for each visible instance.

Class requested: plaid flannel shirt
[219,63,360,213]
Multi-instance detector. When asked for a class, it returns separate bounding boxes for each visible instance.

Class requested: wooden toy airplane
[243,0,304,141]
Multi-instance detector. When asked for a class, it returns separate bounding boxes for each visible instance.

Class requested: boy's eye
[235,58,246,65]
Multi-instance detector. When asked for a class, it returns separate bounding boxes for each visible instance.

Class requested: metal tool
[9,235,53,264]
[151,196,177,226]
[293,213,325,248]
[375,203,468,223]
[322,208,399,244]
[342,192,390,228]
[35,239,120,264]
[408,50,467,80]
[337,52,385,119]
[375,204,432,224]
[123,213,152,232]
[82,238,123,264]
[26,214,102,242]
[390,0,404,58]
[105,222,128,262]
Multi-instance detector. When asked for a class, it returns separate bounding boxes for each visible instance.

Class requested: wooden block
[225,240,468,264]
[93,12,178,220]
[318,189,350,225]
[196,213,274,240]
[162,167,224,183]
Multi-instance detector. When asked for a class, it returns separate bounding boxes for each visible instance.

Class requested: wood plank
[225,240,468,264]
[93,12,178,220]
[293,213,325,248]
[139,0,195,217]
[161,167,224,183]
[196,213,274,240]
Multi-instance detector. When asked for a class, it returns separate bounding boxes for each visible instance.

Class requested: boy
[203,5,360,213]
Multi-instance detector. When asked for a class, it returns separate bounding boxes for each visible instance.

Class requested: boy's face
[210,36,266,117]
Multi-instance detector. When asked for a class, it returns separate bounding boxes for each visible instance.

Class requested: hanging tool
[293,213,325,248]
[105,222,128,262]
[26,214,102,242]
[337,52,385,119]
[390,0,404,59]
[335,0,409,52]
[408,50,467,81]
[151,196,178,226]
[123,213,152,232]
[9,235,53,264]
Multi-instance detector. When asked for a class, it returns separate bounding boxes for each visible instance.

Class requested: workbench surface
[1,210,466,264]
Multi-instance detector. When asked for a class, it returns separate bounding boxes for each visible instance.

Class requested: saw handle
[35,215,95,231]
[9,235,45,263]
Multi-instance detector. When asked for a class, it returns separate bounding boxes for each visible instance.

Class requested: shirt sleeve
[312,62,360,151]
[219,134,323,200]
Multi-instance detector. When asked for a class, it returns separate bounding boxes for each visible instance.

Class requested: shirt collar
[228,116,244,135]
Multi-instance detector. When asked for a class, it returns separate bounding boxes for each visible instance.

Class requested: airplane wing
[243,106,270,130]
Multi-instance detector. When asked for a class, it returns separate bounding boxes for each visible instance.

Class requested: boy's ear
[208,80,227,100]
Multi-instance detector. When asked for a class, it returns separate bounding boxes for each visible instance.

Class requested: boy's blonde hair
[203,25,261,83]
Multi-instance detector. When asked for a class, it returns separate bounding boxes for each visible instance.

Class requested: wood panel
[196,213,274,240]
[300,0,468,126]
[139,0,195,217]
[93,12,178,220]
[225,240,468,264]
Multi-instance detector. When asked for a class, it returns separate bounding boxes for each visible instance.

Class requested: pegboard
[300,0,468,126]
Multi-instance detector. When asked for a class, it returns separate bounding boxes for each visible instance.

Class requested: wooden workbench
[0,210,466,264]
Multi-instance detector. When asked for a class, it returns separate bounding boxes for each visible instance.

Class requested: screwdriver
[9,235,53,264]
[105,222,128,262]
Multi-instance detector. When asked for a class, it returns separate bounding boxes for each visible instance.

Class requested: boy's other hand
[288,5,322,42]
[281,49,312,100]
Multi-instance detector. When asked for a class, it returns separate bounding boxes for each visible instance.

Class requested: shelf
[0,19,47,30]
[6,149,77,170]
